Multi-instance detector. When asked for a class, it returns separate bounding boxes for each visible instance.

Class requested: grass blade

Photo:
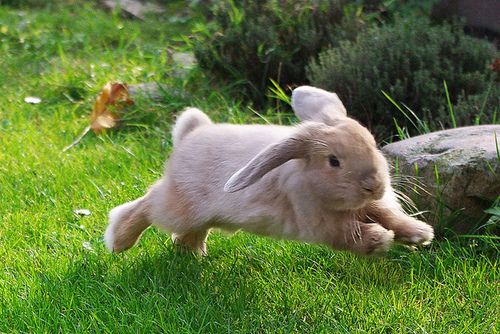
[443,80,457,128]
[267,79,291,105]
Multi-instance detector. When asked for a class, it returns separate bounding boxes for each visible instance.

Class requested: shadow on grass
[7,239,478,332]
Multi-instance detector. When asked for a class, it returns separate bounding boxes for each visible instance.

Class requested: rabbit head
[225,86,390,211]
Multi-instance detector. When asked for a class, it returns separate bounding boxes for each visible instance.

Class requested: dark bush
[0,0,67,7]
[453,80,499,125]
[192,0,364,105]
[307,17,498,139]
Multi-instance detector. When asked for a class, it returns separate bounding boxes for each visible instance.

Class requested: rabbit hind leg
[105,197,151,253]
[172,229,210,256]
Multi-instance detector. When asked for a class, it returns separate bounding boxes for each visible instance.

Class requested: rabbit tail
[172,107,212,147]
[104,196,151,252]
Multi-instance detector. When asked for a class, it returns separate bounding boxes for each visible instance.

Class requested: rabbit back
[150,123,296,235]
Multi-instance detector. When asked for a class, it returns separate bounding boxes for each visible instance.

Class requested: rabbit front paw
[346,223,395,255]
[396,219,434,246]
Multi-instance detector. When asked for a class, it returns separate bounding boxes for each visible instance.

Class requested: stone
[382,125,500,232]
[127,52,196,99]
[172,52,196,69]
[171,51,196,78]
[128,83,187,101]
[128,83,168,100]
[101,0,165,20]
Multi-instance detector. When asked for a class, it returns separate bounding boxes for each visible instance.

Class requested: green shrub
[307,17,498,138]
[0,0,68,7]
[192,0,364,105]
[453,79,499,125]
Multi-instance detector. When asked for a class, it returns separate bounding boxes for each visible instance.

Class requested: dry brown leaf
[90,82,134,134]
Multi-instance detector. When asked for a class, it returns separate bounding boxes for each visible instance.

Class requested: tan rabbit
[104,86,434,256]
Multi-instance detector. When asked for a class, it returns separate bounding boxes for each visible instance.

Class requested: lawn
[0,2,498,333]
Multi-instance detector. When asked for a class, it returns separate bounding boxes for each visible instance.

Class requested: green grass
[0,2,498,333]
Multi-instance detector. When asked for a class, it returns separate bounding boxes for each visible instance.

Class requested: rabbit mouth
[370,189,385,201]
[360,185,385,201]
[352,190,385,210]
[333,197,374,211]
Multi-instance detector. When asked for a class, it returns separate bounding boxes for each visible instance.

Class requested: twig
[62,126,91,152]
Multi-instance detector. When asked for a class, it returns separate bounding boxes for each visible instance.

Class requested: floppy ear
[291,86,347,124]
[224,137,308,193]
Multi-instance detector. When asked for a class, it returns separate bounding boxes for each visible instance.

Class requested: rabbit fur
[104,86,434,256]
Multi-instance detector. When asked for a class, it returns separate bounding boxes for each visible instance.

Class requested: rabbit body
[105,87,434,255]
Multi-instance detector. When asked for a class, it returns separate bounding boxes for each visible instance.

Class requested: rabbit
[104,86,434,256]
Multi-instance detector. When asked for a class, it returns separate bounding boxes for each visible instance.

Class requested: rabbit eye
[329,155,340,167]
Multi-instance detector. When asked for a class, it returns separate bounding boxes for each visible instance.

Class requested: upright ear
[224,137,308,193]
[291,86,347,124]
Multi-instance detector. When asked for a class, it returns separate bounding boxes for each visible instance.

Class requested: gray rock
[128,83,187,101]
[172,52,196,69]
[128,83,168,100]
[171,51,196,78]
[101,0,165,20]
[127,53,196,99]
[382,125,500,232]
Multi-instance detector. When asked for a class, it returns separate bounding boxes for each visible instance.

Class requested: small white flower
[74,209,91,216]
[24,96,41,104]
